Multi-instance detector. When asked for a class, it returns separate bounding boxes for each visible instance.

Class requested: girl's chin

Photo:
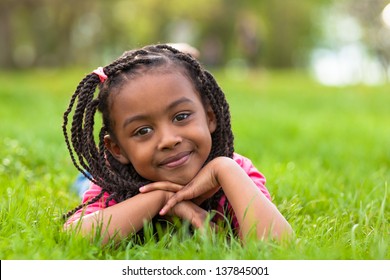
[162,174,195,186]
[149,168,199,185]
[167,177,192,186]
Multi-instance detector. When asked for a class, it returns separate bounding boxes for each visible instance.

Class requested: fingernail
[139,186,144,192]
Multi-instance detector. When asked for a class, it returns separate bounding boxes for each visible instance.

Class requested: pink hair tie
[92,67,108,83]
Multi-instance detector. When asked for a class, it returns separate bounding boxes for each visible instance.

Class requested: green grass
[0,68,389,259]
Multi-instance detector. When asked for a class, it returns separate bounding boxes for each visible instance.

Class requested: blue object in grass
[71,172,92,198]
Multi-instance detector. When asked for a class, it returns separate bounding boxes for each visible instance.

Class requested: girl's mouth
[159,151,191,168]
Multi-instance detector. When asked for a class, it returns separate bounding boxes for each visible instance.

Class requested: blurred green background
[1,0,390,84]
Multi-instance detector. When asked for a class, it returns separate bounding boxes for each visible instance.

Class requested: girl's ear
[206,105,217,133]
[104,135,130,164]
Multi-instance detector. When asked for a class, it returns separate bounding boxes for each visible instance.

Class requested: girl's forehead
[114,71,202,105]
[122,68,197,93]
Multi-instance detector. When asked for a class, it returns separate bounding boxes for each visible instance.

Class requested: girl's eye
[174,113,190,122]
[134,127,152,136]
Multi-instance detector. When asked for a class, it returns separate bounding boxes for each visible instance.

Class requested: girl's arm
[65,190,209,244]
[159,157,293,242]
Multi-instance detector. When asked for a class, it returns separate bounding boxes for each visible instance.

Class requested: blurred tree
[0,0,96,68]
[0,0,15,68]
[259,1,315,68]
[250,0,336,68]
[0,0,334,69]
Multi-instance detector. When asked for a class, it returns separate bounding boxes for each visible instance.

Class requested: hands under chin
[139,185,213,230]
[139,157,229,215]
[138,157,231,230]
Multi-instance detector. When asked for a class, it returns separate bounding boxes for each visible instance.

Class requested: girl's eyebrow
[122,97,194,128]
[166,97,194,111]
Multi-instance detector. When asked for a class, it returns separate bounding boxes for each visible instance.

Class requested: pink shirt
[66,153,271,230]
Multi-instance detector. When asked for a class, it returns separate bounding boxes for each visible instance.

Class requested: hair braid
[71,78,97,171]
[63,75,101,183]
[63,190,105,219]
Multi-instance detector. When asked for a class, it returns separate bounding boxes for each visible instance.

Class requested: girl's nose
[157,126,182,150]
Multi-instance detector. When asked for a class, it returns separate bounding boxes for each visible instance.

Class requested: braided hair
[63,44,234,219]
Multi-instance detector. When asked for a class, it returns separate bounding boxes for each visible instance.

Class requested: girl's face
[105,70,217,185]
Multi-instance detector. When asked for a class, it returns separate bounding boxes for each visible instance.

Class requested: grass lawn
[0,68,389,259]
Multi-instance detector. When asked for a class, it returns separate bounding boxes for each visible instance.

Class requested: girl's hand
[156,191,215,231]
[139,157,227,205]
[169,201,210,230]
[139,181,184,193]
[159,157,228,215]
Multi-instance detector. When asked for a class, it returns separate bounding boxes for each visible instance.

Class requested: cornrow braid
[63,44,234,219]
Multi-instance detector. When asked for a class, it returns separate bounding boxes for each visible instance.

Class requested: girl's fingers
[159,188,195,215]
[139,181,183,193]
[159,199,175,216]
[159,193,184,215]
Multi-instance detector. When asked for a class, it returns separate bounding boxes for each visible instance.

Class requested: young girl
[63,44,292,244]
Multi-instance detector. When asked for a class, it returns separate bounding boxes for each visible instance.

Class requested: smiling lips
[159,151,191,168]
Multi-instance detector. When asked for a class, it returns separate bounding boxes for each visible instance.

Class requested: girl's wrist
[161,190,175,207]
[141,189,174,210]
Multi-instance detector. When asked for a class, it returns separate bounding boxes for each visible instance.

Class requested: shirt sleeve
[65,183,117,225]
[233,153,271,200]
